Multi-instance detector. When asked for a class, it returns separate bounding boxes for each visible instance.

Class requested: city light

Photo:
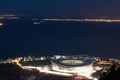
[0,14,19,19]
[0,23,3,26]
[12,58,23,68]
[22,66,73,77]
[93,78,98,80]
[1,55,120,80]
[43,18,120,23]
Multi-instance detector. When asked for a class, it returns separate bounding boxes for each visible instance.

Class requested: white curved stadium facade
[51,55,96,79]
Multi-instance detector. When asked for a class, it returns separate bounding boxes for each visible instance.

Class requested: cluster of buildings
[0,56,46,64]
[0,55,120,65]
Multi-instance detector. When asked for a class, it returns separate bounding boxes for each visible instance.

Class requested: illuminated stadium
[51,55,96,79]
[13,55,102,80]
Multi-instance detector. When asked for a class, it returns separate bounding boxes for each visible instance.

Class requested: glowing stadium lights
[18,62,98,79]
[22,65,73,77]
[50,55,103,79]
[42,66,50,72]
[12,55,103,80]
[40,70,73,77]
[60,60,84,65]
[93,78,99,80]
[52,64,96,79]
[94,66,102,71]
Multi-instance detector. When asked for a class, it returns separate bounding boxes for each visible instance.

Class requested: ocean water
[0,20,120,58]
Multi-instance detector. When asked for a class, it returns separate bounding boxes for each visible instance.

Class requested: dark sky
[0,0,120,17]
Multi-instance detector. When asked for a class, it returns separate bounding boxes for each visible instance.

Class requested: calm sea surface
[0,20,120,58]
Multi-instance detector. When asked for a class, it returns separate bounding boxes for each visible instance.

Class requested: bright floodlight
[93,78,98,80]
[0,23,3,26]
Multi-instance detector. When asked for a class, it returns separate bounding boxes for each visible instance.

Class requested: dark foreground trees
[99,64,120,80]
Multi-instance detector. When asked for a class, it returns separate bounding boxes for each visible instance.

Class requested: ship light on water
[0,23,3,26]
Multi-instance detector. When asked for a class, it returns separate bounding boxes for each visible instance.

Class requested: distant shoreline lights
[43,18,120,23]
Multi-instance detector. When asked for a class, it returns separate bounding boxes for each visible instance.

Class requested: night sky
[0,0,120,17]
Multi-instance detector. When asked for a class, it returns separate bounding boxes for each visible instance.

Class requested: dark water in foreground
[0,20,120,58]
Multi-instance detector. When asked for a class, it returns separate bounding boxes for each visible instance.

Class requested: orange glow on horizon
[118,61,120,64]
[12,57,23,68]
[97,61,112,65]
[109,58,115,61]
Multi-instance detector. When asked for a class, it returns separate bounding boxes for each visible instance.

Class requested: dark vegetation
[21,59,51,66]
[99,64,120,80]
[0,63,73,80]
[0,63,40,80]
